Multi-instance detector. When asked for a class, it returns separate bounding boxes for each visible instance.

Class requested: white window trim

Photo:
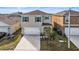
[35,17,41,22]
[44,16,49,20]
[22,16,29,22]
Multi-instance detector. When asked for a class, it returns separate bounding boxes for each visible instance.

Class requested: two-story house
[52,10,79,36]
[21,10,52,35]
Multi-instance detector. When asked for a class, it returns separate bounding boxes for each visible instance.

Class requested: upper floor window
[35,17,41,22]
[65,16,69,23]
[22,17,29,22]
[78,16,79,23]
[45,16,49,19]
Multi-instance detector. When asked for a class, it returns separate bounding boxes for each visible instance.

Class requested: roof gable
[0,15,20,25]
[23,10,51,15]
[0,21,10,26]
[55,10,79,16]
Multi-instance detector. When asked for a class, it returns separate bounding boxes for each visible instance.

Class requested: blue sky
[0,7,79,14]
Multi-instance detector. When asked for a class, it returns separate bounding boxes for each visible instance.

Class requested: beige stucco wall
[21,15,42,27]
[21,15,52,33]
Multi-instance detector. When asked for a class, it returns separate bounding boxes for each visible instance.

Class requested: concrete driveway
[15,35,40,51]
[69,35,79,48]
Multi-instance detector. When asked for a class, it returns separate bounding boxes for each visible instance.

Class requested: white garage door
[65,27,79,35]
[24,27,40,35]
[0,27,9,33]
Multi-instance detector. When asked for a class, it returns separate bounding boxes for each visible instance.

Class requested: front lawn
[0,29,22,50]
[0,34,22,50]
[40,30,79,51]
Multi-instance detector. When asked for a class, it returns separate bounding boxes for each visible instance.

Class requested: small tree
[44,27,51,40]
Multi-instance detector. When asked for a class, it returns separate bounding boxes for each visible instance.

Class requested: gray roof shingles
[55,10,79,16]
[0,14,21,25]
[23,10,52,15]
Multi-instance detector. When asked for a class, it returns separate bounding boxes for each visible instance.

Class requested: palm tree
[50,31,57,40]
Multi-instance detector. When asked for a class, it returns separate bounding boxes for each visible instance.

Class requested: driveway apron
[67,35,79,48]
[15,35,40,51]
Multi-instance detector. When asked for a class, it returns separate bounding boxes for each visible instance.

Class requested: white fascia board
[0,21,10,27]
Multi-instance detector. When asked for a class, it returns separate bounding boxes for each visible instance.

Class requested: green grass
[40,31,79,51]
[0,34,22,50]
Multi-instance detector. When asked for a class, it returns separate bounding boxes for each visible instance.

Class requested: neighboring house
[21,10,53,35]
[52,10,79,35]
[0,14,21,35]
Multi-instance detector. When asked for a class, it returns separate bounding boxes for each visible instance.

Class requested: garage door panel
[0,27,8,33]
[24,27,40,35]
[65,27,79,35]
